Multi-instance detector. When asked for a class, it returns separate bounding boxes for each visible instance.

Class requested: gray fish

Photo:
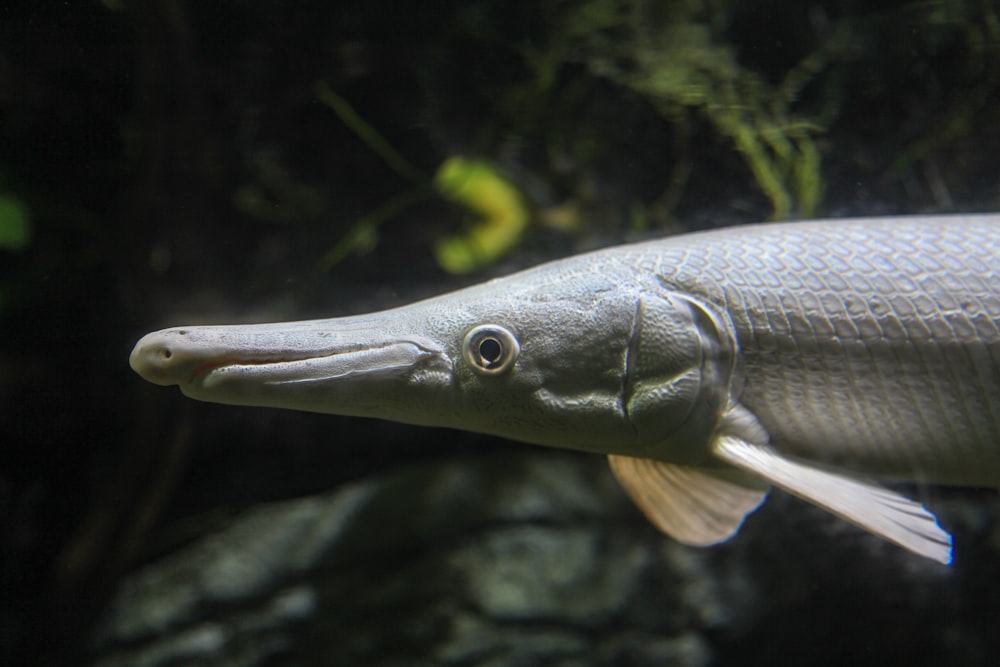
[131,215,1000,564]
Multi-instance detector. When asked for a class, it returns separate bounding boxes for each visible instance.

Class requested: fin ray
[607,454,768,546]
[712,435,953,564]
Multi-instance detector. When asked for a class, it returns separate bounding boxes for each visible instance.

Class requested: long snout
[129,318,454,419]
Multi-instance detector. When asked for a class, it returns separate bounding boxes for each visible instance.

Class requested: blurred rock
[89,450,1000,667]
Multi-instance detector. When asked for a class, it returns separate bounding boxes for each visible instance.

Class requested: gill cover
[623,291,740,462]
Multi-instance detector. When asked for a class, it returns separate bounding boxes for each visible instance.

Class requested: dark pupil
[479,337,503,365]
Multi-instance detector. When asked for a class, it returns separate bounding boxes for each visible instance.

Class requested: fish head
[130,265,737,457]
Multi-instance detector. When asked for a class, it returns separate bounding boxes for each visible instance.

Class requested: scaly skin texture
[611,218,1000,484]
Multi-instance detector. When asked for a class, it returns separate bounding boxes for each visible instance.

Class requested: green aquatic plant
[433,157,530,274]
[312,0,851,270]
[540,0,833,219]
[314,82,530,273]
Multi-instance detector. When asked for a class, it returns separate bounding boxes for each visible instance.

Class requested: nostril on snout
[130,334,181,385]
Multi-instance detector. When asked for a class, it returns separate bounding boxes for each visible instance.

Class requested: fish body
[131,215,1000,564]
[626,219,1000,485]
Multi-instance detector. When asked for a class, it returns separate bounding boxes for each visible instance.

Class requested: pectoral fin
[607,454,768,546]
[712,435,953,565]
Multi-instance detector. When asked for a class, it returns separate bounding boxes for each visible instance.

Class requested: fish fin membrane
[607,454,768,546]
[712,435,954,565]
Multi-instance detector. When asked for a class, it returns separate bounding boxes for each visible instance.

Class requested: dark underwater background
[2,1,999,665]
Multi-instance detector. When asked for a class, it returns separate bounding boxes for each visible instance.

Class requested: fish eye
[462,324,519,375]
